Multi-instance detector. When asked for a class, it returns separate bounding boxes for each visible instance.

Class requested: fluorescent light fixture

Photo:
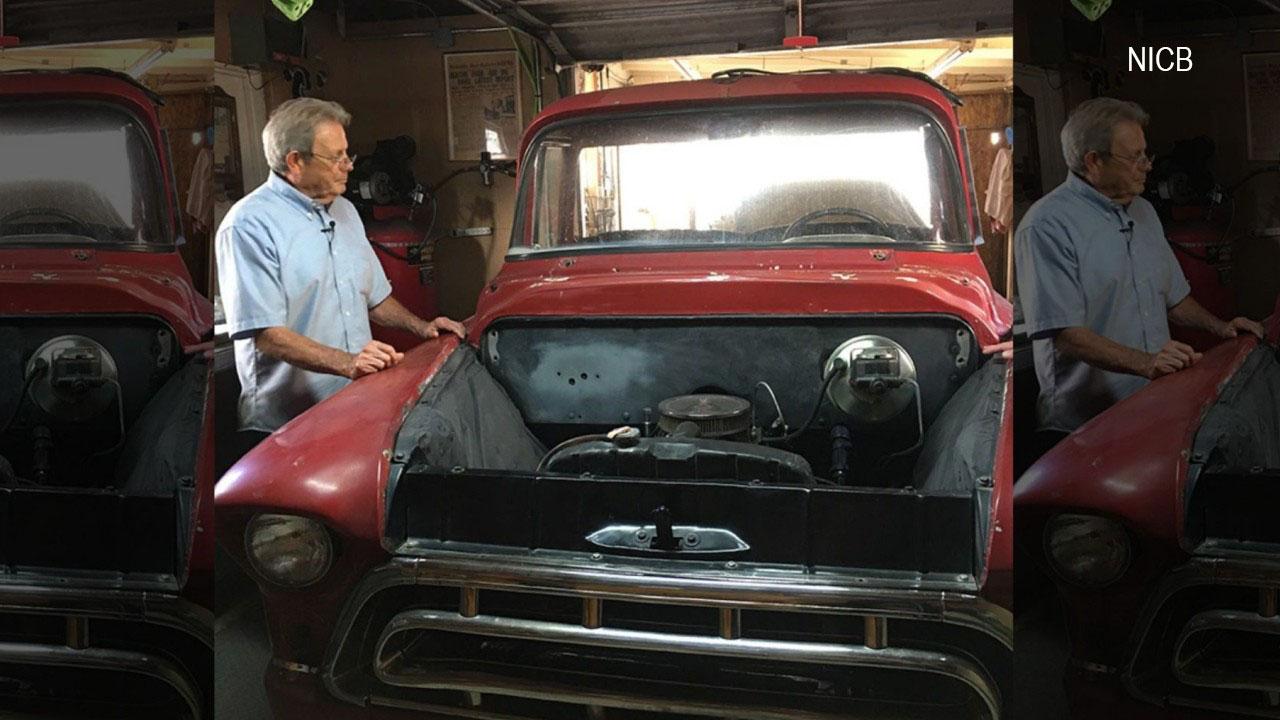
[671,59,700,81]
[926,41,974,79]
[990,132,1001,145]
[127,41,175,79]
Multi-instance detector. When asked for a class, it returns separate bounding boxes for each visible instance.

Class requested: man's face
[287,120,351,204]
[1087,120,1151,203]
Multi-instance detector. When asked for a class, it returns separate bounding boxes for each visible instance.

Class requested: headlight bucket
[245,513,333,588]
[1044,513,1132,588]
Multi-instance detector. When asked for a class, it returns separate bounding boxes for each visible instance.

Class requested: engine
[537,335,922,487]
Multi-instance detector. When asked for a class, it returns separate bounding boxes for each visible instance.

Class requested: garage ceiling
[452,0,1012,64]
[605,37,1012,94]
[0,0,211,47]
[0,37,213,91]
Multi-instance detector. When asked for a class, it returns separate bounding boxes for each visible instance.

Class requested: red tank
[365,205,438,352]
[1165,208,1234,351]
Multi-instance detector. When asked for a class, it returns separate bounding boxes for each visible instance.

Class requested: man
[217,98,465,433]
[1016,97,1264,437]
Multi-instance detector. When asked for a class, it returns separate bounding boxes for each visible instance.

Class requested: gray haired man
[1015,97,1263,437]
[216,98,464,433]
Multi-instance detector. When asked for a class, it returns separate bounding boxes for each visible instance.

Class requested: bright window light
[614,130,934,230]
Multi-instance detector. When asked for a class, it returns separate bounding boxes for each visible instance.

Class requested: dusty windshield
[513,104,969,255]
[0,102,167,246]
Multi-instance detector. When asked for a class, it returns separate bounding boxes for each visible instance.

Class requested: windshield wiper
[779,232,899,244]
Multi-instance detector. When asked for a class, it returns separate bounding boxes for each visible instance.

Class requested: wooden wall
[158,90,214,299]
[958,91,1014,298]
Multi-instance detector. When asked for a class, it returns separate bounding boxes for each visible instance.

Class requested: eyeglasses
[1102,150,1155,167]
[301,150,357,168]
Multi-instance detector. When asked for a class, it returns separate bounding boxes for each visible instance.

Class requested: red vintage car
[0,70,214,718]
[217,68,1014,719]
[1017,303,1280,718]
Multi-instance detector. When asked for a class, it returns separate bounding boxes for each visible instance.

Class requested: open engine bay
[383,316,1006,583]
[0,317,205,579]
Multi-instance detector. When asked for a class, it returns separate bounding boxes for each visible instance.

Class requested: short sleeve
[1015,222,1087,338]
[216,223,288,339]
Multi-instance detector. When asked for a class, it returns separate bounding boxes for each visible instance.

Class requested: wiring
[0,359,45,434]
[752,380,786,435]
[876,379,926,464]
[87,379,126,459]
[761,359,846,445]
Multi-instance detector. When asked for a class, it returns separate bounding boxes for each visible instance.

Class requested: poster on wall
[444,51,523,162]
[1244,52,1280,161]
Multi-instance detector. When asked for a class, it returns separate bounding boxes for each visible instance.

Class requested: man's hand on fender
[1220,316,1266,340]
[347,340,404,379]
[418,316,466,340]
[1146,340,1201,379]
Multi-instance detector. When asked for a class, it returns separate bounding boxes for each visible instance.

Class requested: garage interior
[209,1,1012,717]
[213,1,1014,324]
[1012,1,1280,718]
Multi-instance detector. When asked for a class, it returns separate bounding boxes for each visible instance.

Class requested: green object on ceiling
[271,0,314,22]
[1071,0,1112,21]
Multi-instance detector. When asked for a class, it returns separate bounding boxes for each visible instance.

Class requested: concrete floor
[1009,599,1071,719]
[214,553,273,720]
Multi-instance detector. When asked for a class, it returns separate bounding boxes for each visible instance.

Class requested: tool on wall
[350,139,515,349]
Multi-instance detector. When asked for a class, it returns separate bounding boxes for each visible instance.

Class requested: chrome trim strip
[1173,610,1280,692]
[0,640,202,718]
[375,609,1000,719]
[370,670,969,720]
[0,584,213,648]
[367,554,1011,644]
[1122,556,1280,717]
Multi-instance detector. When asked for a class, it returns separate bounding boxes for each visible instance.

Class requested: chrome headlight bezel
[244,513,334,589]
[1043,513,1133,588]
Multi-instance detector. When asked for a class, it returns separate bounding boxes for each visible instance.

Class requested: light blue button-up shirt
[1015,173,1191,432]
[216,173,393,432]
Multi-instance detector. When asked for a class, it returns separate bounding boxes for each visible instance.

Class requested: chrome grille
[0,584,212,719]
[322,554,1011,719]
[1124,556,1280,718]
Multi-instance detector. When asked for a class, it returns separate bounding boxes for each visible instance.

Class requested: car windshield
[512,103,970,255]
[0,101,167,246]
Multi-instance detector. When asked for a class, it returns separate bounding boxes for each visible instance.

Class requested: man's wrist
[338,351,358,379]
[1132,350,1156,379]
[412,317,434,339]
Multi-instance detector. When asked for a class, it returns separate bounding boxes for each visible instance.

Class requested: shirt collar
[1065,172,1128,215]
[266,172,326,215]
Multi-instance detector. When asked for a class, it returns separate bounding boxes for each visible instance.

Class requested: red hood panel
[474,248,1012,346]
[0,248,211,349]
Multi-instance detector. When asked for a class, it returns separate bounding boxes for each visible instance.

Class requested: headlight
[245,513,333,588]
[1044,513,1132,588]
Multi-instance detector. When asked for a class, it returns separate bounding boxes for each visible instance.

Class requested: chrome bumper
[1124,555,1280,718]
[323,552,1011,719]
[1173,609,1280,693]
[0,582,212,719]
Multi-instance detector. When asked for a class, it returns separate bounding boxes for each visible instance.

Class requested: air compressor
[346,136,514,350]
